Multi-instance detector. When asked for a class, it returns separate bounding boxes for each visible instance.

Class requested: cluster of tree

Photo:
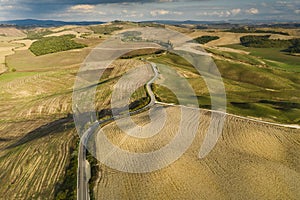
[195,25,208,30]
[137,22,165,28]
[241,35,287,48]
[89,25,122,35]
[240,35,300,53]
[284,39,300,54]
[193,35,220,44]
[29,34,87,56]
[226,27,289,36]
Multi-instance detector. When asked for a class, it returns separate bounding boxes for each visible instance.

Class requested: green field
[206,48,263,65]
[149,52,300,124]
[1,23,299,200]
[225,44,300,72]
[0,71,38,82]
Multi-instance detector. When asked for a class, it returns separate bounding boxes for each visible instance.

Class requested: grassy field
[205,47,263,66]
[149,52,300,124]
[0,71,38,82]
[0,23,299,199]
[225,44,300,72]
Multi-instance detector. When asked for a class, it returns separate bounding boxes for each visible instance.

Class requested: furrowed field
[0,22,299,200]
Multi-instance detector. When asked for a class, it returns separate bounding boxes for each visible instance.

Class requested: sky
[0,0,299,22]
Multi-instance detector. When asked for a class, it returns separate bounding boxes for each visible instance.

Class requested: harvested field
[45,30,80,37]
[6,48,90,71]
[188,30,300,47]
[0,27,26,37]
[12,39,34,50]
[93,59,152,111]
[0,39,22,73]
[94,105,300,199]
[0,118,77,199]
[0,49,153,198]
[50,26,78,32]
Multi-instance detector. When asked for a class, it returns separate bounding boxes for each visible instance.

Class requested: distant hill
[1,19,299,29]
[0,19,105,27]
[142,19,300,27]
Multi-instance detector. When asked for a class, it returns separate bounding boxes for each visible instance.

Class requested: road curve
[77,60,299,200]
[77,61,158,200]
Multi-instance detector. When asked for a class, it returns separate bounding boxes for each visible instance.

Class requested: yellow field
[187,30,300,47]
[0,41,148,198]
[94,105,300,199]
[0,37,24,73]
[0,27,26,37]
[0,22,299,199]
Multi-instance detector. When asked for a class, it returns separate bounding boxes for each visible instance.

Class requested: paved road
[77,62,158,200]
[156,102,300,129]
[77,140,89,200]
[77,58,300,200]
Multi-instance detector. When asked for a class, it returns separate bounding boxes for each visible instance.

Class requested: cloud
[150,9,183,17]
[98,11,107,15]
[70,4,95,10]
[68,4,95,13]
[245,8,259,14]
[0,5,14,10]
[231,8,241,16]
[150,9,170,16]
[197,9,240,18]
[158,0,174,2]
[173,11,183,15]
[0,0,298,22]
[261,2,267,7]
